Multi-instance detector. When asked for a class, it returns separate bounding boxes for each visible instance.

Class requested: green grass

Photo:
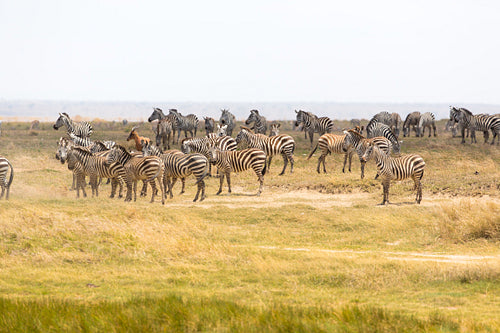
[0,120,499,331]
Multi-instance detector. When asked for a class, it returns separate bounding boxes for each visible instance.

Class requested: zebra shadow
[377,201,419,206]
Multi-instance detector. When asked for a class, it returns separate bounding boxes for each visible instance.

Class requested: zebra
[417,112,437,137]
[371,111,392,126]
[107,145,165,203]
[69,146,126,199]
[219,109,236,136]
[56,136,80,191]
[269,122,280,136]
[350,119,364,135]
[245,109,268,134]
[0,156,14,200]
[204,117,215,136]
[216,124,228,137]
[155,118,174,151]
[148,107,178,146]
[307,133,354,174]
[342,129,392,179]
[208,147,267,196]
[69,132,93,147]
[169,109,199,142]
[366,121,401,154]
[361,142,425,205]
[53,112,93,138]
[390,113,402,138]
[450,107,500,144]
[294,110,334,148]
[236,126,295,175]
[403,112,421,137]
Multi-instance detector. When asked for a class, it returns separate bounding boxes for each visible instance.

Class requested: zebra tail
[261,159,267,176]
[6,159,14,187]
[307,144,318,160]
[195,167,209,185]
[146,164,163,183]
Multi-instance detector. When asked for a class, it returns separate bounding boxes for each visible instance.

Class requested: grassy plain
[0,119,499,332]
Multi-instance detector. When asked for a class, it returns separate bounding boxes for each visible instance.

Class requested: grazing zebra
[449,107,500,144]
[204,117,215,136]
[219,109,236,136]
[0,156,14,200]
[236,126,295,175]
[371,111,392,126]
[169,109,199,142]
[107,145,165,203]
[127,126,151,151]
[148,107,178,145]
[342,129,392,179]
[245,109,268,134]
[69,147,126,198]
[208,147,267,196]
[269,122,280,136]
[53,113,93,138]
[390,113,402,138]
[294,110,334,147]
[417,112,437,137]
[362,143,425,205]
[366,121,401,154]
[403,112,421,137]
[307,133,354,174]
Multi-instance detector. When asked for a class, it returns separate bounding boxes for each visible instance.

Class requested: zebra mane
[250,109,260,115]
[460,108,473,116]
[114,145,131,156]
[347,129,366,139]
[72,146,93,156]
[240,125,255,134]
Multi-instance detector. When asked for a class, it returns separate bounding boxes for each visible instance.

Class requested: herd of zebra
[0,106,498,204]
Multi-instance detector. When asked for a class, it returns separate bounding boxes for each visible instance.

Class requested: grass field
[0,119,499,332]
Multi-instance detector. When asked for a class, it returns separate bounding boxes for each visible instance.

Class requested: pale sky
[1,0,499,104]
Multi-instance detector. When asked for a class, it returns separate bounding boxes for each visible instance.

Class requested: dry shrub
[436,200,500,242]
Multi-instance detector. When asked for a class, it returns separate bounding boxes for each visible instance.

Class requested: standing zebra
[236,126,295,175]
[53,113,93,138]
[169,109,199,142]
[361,143,425,205]
[366,121,401,154]
[417,112,437,137]
[142,144,187,195]
[245,109,268,135]
[219,109,236,136]
[294,110,334,148]
[403,112,421,137]
[390,113,402,138]
[0,156,14,200]
[107,145,165,203]
[208,147,267,196]
[269,122,280,136]
[156,118,174,151]
[450,107,500,144]
[216,124,228,137]
[148,107,178,147]
[204,117,216,136]
[342,129,392,179]
[307,133,354,174]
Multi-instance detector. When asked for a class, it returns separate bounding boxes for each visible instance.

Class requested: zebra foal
[361,143,425,205]
[0,156,14,199]
[307,133,354,174]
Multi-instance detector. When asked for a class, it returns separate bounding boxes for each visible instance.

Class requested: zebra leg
[216,173,225,195]
[165,176,174,199]
[110,178,117,198]
[461,126,466,144]
[71,173,77,190]
[379,179,390,205]
[309,131,314,148]
[148,179,157,203]
[180,178,186,194]
[0,187,4,199]
[140,180,148,197]
[267,156,273,173]
[360,160,365,179]
[348,151,353,172]
[256,171,264,196]
[133,181,137,201]
[90,175,98,197]
[483,130,489,144]
[226,172,232,194]
[171,177,179,195]
[316,155,323,174]
[279,153,288,175]
[414,177,422,204]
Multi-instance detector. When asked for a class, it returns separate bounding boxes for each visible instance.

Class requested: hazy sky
[1,0,499,104]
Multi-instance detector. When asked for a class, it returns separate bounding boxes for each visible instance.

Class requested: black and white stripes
[53,113,93,138]
[0,156,14,200]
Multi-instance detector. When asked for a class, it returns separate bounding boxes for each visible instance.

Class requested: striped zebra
[417,112,437,137]
[371,111,392,126]
[208,147,267,196]
[361,143,425,205]
[169,109,199,142]
[69,146,126,199]
[162,152,208,202]
[390,113,402,138]
[219,109,236,137]
[236,126,295,175]
[307,133,354,174]
[366,121,401,154]
[294,110,334,147]
[403,112,421,137]
[450,107,500,144]
[204,117,215,136]
[53,113,93,138]
[342,129,392,179]
[216,124,228,137]
[148,107,178,147]
[107,145,165,203]
[0,156,14,200]
[56,137,79,190]
[269,122,280,136]
[245,109,268,134]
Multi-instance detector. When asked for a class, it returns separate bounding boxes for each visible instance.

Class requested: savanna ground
[0,118,499,332]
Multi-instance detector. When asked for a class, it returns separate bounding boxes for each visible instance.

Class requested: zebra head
[148,107,164,122]
[361,143,375,163]
[55,137,72,164]
[269,122,280,136]
[235,126,252,144]
[141,142,159,157]
[294,110,306,128]
[207,147,219,164]
[342,130,353,153]
[216,124,228,137]
[204,117,215,133]
[245,109,259,125]
[180,138,193,154]
[219,109,232,125]
[53,113,69,130]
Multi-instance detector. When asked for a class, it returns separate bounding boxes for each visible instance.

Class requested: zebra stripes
[390,113,402,138]
[107,145,165,203]
[269,122,280,137]
[450,107,500,144]
[294,110,334,147]
[307,133,354,174]
[403,112,421,137]
[208,147,267,196]
[245,109,268,135]
[366,121,401,154]
[219,109,236,136]
[0,156,14,200]
[204,117,215,136]
[53,113,93,138]
[342,129,392,179]
[417,112,437,137]
[236,126,295,175]
[169,109,199,142]
[361,143,425,205]
[148,107,178,146]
